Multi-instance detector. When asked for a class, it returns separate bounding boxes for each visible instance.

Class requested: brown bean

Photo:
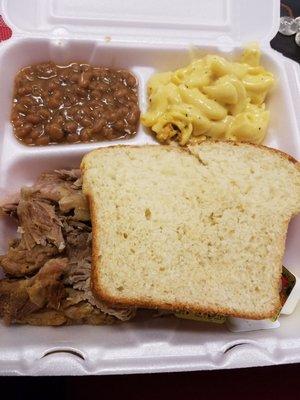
[68,105,79,115]
[91,89,100,99]
[63,99,71,107]
[119,70,132,80]
[52,115,64,125]
[117,96,128,105]
[13,119,23,128]
[36,63,57,78]
[16,127,29,138]
[76,87,86,98]
[23,123,33,132]
[90,109,99,119]
[115,109,123,119]
[79,71,92,88]
[110,82,120,91]
[102,125,115,139]
[70,73,79,83]
[92,119,105,134]
[18,86,30,96]
[97,83,108,91]
[82,105,92,115]
[48,81,57,91]
[126,112,138,125]
[47,124,64,141]
[127,122,136,132]
[114,120,125,131]
[74,114,83,123]
[118,107,129,117]
[66,94,77,105]
[23,97,35,107]
[48,97,61,109]
[26,114,40,125]
[129,107,140,122]
[94,69,105,78]
[127,93,138,107]
[90,100,101,109]
[81,117,93,127]
[126,99,137,109]
[11,109,20,119]
[106,111,118,122]
[23,137,33,145]
[80,128,92,142]
[31,85,42,96]
[81,64,91,72]
[52,89,62,98]
[102,94,114,105]
[37,108,50,120]
[36,135,50,145]
[115,88,128,99]
[66,133,79,143]
[125,75,137,88]
[59,71,70,82]
[15,103,28,114]
[64,121,77,134]
[24,85,33,95]
[102,74,111,84]
[89,81,97,90]
[29,128,41,139]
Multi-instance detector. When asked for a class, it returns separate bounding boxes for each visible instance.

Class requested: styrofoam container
[1,0,300,376]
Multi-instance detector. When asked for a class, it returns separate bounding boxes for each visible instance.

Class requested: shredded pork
[0,169,135,326]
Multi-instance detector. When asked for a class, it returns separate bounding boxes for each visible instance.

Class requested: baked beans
[11,62,140,146]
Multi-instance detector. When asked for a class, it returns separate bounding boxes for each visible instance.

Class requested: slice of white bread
[81,142,300,319]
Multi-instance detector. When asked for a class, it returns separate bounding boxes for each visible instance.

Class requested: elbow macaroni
[141,45,274,145]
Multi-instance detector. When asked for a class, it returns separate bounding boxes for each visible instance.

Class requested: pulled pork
[18,189,65,250]
[0,169,135,326]
[1,242,58,277]
[0,258,68,324]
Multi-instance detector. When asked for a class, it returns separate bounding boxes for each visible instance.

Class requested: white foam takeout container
[0,0,300,376]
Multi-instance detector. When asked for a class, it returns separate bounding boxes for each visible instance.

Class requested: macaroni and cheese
[141,46,275,145]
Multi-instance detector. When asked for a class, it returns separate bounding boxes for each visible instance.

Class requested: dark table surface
[271,0,300,63]
[1,1,300,398]
[1,363,300,400]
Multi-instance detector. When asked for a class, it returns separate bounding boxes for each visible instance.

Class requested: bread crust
[81,140,300,320]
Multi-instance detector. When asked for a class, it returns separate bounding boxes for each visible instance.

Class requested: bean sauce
[11,62,140,145]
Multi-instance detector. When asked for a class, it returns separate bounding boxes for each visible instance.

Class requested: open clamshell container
[1,0,300,375]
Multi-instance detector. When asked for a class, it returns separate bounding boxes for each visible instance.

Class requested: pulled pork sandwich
[0,169,135,325]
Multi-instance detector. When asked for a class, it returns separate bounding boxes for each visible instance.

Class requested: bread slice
[81,142,300,319]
